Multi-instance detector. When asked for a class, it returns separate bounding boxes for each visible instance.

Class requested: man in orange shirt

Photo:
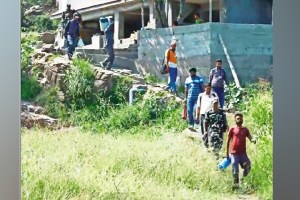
[164,40,178,94]
[226,113,256,189]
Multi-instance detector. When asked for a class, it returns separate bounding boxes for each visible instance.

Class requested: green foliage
[21,73,42,101]
[108,76,134,105]
[34,87,67,119]
[31,15,55,32]
[144,73,160,84]
[65,59,96,109]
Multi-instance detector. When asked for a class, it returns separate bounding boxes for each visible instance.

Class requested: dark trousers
[103,45,115,68]
[67,35,78,58]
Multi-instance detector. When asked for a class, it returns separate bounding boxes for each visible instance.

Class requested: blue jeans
[212,86,225,108]
[187,97,198,126]
[67,35,78,58]
[166,67,177,93]
[103,45,115,68]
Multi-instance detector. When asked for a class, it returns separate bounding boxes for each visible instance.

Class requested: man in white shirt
[196,83,219,147]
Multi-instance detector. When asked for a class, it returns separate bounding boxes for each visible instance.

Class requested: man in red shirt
[226,113,255,188]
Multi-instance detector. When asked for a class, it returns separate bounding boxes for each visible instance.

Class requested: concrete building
[51,0,273,84]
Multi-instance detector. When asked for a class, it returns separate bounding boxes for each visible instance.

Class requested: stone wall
[135,23,273,85]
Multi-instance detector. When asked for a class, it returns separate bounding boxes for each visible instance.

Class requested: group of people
[163,41,256,188]
[61,4,115,70]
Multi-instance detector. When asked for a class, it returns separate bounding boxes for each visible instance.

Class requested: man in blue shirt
[209,59,228,109]
[64,12,81,60]
[100,18,115,70]
[185,67,205,130]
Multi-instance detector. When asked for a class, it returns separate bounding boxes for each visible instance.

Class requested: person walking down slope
[64,12,81,60]
[204,98,228,155]
[164,40,178,94]
[195,83,219,147]
[226,113,256,189]
[184,67,204,130]
[209,59,228,109]
[100,18,115,70]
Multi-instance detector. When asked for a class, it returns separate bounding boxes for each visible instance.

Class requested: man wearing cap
[204,98,228,155]
[209,59,228,109]
[100,17,115,70]
[64,12,81,60]
[184,67,204,130]
[164,40,178,93]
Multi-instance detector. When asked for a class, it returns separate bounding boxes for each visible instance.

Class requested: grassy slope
[22,123,260,200]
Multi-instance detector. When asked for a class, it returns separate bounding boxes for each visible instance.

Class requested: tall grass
[22,129,252,200]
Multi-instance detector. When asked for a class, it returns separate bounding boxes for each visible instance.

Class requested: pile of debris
[21,101,58,129]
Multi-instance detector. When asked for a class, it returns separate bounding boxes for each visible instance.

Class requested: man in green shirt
[194,13,204,24]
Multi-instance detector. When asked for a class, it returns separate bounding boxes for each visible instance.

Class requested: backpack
[160,49,171,74]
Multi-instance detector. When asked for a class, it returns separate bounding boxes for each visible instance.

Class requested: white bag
[77,38,85,47]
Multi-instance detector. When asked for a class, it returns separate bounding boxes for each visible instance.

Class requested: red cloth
[228,126,250,154]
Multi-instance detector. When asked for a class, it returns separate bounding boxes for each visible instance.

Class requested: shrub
[65,59,96,109]
[21,73,42,101]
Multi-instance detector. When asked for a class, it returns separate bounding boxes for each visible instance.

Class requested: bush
[21,73,42,101]
[34,87,67,119]
[65,59,96,109]
[32,15,55,32]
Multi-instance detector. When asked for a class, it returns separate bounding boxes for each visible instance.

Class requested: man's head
[170,40,177,50]
[73,12,81,20]
[234,113,243,126]
[212,98,219,110]
[216,59,222,69]
[67,4,71,9]
[189,67,197,77]
[204,83,212,94]
[194,13,200,19]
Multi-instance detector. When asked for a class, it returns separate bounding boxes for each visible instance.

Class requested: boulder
[41,44,54,53]
[41,32,56,44]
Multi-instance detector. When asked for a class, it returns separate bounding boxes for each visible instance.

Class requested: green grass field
[22,122,264,200]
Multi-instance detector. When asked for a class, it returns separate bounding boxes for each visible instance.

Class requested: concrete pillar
[209,0,213,22]
[220,0,273,24]
[114,11,124,43]
[164,0,173,27]
[149,1,154,23]
[141,4,145,29]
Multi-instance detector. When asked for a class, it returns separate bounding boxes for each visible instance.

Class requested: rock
[72,52,85,59]
[41,44,54,53]
[21,101,58,129]
[57,91,65,102]
[21,111,58,129]
[143,85,183,104]
[34,106,44,114]
[35,41,44,49]
[24,5,43,16]
[93,79,114,92]
[41,32,56,44]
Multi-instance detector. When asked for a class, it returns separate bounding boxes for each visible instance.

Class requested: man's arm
[196,94,202,120]
[247,130,256,144]
[226,130,232,157]
[185,87,189,102]
[204,113,209,133]
[76,22,80,37]
[209,70,213,85]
